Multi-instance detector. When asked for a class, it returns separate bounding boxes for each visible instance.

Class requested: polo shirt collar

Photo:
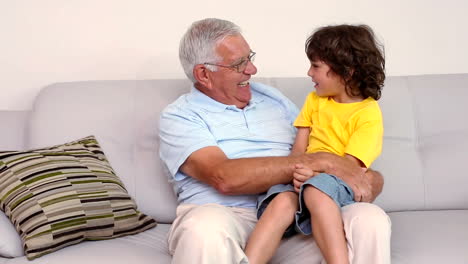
[187,85,264,112]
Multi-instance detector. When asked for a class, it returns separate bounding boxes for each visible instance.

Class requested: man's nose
[244,61,257,75]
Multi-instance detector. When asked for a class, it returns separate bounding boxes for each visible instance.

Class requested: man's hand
[350,168,370,202]
[297,152,384,203]
[350,168,383,202]
[364,169,384,202]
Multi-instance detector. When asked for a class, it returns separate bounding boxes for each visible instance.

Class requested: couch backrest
[26,74,468,224]
[0,111,29,150]
[376,74,468,211]
[260,75,468,212]
[27,80,191,223]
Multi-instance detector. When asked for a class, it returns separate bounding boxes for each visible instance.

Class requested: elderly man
[159,18,391,264]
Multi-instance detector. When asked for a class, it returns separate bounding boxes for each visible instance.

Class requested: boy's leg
[270,233,324,264]
[245,191,298,264]
[270,203,391,264]
[168,203,257,264]
[303,186,349,264]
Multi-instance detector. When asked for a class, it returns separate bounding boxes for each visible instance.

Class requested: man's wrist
[294,152,333,174]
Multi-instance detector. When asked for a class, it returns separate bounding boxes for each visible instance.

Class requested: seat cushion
[0,224,172,264]
[389,210,468,264]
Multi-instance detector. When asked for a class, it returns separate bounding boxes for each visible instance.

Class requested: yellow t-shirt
[294,91,383,168]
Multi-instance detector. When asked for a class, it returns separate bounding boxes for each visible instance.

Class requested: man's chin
[239,92,252,103]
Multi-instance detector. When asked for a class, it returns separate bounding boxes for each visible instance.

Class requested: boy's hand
[293,163,319,193]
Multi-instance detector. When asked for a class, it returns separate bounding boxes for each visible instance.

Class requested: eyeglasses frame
[203,50,256,73]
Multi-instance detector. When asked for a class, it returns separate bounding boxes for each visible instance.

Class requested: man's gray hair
[179,18,242,83]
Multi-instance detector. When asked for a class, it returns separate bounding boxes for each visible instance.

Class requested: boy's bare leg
[245,192,298,264]
[304,187,349,264]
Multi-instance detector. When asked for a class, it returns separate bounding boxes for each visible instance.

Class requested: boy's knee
[303,186,328,206]
[270,192,298,214]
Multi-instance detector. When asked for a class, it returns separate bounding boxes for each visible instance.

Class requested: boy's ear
[347,68,355,78]
[342,67,354,82]
[193,64,213,90]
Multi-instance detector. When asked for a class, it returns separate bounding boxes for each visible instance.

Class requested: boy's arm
[345,154,366,168]
[290,127,310,156]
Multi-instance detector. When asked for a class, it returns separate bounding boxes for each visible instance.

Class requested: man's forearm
[212,156,297,195]
[210,151,384,202]
[211,152,355,195]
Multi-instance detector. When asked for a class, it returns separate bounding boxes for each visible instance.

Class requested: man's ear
[193,64,213,90]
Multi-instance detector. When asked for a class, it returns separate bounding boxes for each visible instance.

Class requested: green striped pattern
[0,136,157,260]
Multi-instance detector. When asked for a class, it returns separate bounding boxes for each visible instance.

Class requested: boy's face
[307,60,348,103]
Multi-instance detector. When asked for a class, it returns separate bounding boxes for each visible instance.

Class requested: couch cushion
[0,111,29,151]
[409,74,468,210]
[0,224,172,264]
[389,210,468,264]
[0,136,156,260]
[370,77,425,211]
[27,80,187,223]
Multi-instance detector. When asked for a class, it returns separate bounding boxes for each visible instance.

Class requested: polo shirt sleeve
[159,104,218,180]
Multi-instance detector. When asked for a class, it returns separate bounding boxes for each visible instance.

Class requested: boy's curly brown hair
[305,24,385,100]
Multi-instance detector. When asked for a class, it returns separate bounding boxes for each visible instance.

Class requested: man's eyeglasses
[204,51,256,73]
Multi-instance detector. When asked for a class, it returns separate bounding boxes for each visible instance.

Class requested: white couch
[1,74,467,263]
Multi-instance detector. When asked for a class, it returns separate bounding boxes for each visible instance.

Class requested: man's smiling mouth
[238,81,249,87]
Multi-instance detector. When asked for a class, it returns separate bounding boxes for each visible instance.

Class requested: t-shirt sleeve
[345,104,383,168]
[294,92,316,127]
[159,105,218,180]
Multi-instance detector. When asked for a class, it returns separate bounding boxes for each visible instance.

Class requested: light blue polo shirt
[159,82,299,208]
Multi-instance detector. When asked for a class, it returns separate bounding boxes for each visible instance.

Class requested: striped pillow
[0,136,157,260]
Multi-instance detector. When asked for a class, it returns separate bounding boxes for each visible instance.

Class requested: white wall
[1,0,467,110]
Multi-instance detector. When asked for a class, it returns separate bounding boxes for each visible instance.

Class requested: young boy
[245,24,386,264]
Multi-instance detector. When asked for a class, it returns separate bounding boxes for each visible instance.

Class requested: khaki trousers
[168,202,391,264]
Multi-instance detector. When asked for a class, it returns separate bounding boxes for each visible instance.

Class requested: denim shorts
[257,173,355,237]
